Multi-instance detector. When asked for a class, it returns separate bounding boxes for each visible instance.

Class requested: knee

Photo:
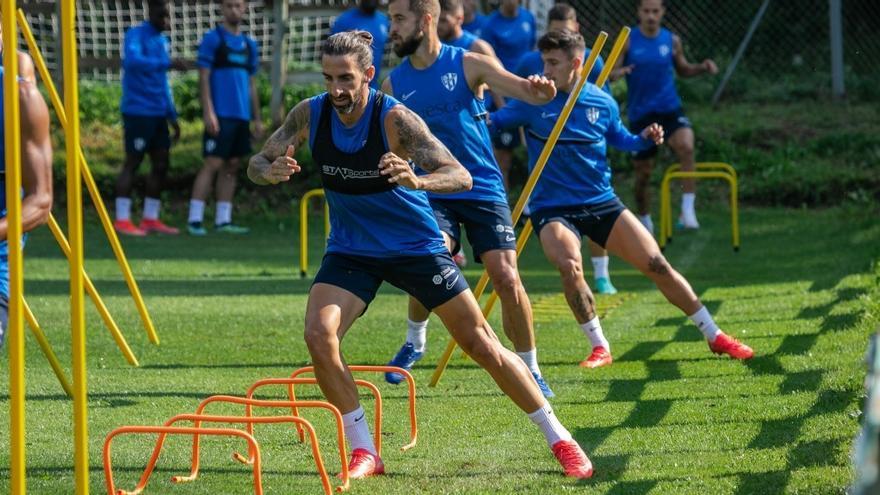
[675,141,695,158]
[490,265,521,297]
[303,320,337,358]
[222,160,241,175]
[461,327,504,369]
[556,257,583,284]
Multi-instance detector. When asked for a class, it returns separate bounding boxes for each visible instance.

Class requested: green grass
[1,203,878,494]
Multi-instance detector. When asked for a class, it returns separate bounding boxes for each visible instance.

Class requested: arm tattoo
[391,107,472,193]
[248,100,309,185]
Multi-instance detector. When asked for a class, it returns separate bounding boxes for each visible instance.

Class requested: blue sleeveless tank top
[624,27,681,122]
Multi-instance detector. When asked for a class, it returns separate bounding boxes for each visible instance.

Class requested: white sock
[591,256,609,280]
[689,305,720,342]
[639,214,654,234]
[681,193,696,220]
[580,316,609,351]
[215,201,233,226]
[406,318,428,353]
[115,197,131,221]
[188,199,205,224]
[143,197,161,221]
[516,348,541,376]
[528,402,572,447]
[342,406,376,455]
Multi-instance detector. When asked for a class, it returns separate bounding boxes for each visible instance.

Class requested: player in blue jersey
[491,30,752,369]
[187,0,261,235]
[437,0,496,58]
[384,0,557,398]
[461,0,488,36]
[114,0,186,236]
[512,3,616,296]
[249,30,593,480]
[611,0,718,232]
[480,0,536,189]
[0,40,53,347]
[330,0,389,89]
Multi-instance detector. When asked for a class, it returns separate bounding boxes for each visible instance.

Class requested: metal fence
[16,0,880,96]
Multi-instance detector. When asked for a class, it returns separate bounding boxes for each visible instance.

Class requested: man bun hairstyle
[537,28,585,59]
[322,30,374,71]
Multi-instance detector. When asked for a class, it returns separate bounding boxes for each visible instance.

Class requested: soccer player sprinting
[513,2,617,296]
[611,0,718,232]
[249,30,593,480]
[0,38,53,347]
[382,0,555,397]
[490,30,752,369]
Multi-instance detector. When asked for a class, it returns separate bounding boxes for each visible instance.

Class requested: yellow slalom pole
[4,1,27,492]
[60,1,89,493]
[23,300,74,397]
[429,31,615,387]
[47,215,140,366]
[17,10,160,345]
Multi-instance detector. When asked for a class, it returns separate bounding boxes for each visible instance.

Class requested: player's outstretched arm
[0,52,53,242]
[248,99,309,185]
[463,52,555,105]
[382,105,472,193]
[672,35,717,78]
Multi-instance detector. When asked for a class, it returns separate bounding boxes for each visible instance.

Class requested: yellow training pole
[23,300,74,397]
[429,31,614,387]
[17,10,160,345]
[47,215,140,366]
[60,1,89,493]
[4,1,27,492]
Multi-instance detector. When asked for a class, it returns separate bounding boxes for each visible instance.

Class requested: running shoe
[215,223,250,234]
[532,371,555,399]
[385,342,423,384]
[140,219,180,235]
[551,439,593,479]
[187,221,208,236]
[708,332,754,360]
[113,219,146,237]
[579,346,612,368]
[346,448,384,479]
[594,277,618,295]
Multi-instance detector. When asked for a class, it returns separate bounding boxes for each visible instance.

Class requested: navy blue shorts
[532,198,627,248]
[204,118,252,158]
[123,114,171,154]
[313,252,470,311]
[629,108,691,159]
[0,293,8,348]
[492,128,522,150]
[431,199,517,262]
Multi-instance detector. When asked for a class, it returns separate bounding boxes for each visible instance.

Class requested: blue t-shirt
[445,30,478,51]
[330,9,389,89]
[490,84,652,211]
[462,13,488,37]
[308,90,446,257]
[624,27,681,122]
[197,26,259,121]
[389,45,507,204]
[480,7,536,71]
[514,51,610,94]
[121,21,177,119]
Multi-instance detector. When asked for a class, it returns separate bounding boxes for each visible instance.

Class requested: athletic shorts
[203,118,252,158]
[430,199,517,262]
[628,108,692,159]
[532,198,627,248]
[492,128,522,150]
[123,114,171,154]
[0,293,8,348]
[313,252,470,311]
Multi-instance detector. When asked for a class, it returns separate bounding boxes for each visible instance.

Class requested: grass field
[1,202,878,494]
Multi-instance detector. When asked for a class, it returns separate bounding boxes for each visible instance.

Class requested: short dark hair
[322,30,374,71]
[547,3,576,23]
[537,28,585,59]
[638,0,665,7]
[439,0,463,12]
[391,0,441,20]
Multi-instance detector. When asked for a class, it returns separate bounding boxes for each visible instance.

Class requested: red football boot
[346,448,384,479]
[140,218,180,235]
[708,332,754,360]
[552,439,593,479]
[579,346,612,368]
[113,219,146,237]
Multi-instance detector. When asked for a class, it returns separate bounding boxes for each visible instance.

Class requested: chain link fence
[15,0,880,100]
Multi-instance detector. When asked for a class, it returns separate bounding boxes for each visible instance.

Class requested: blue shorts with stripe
[532,198,627,248]
[313,252,469,311]
[430,199,517,263]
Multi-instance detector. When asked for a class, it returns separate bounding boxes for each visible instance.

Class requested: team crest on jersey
[522,22,531,32]
[586,107,600,124]
[659,44,670,57]
[441,72,458,91]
